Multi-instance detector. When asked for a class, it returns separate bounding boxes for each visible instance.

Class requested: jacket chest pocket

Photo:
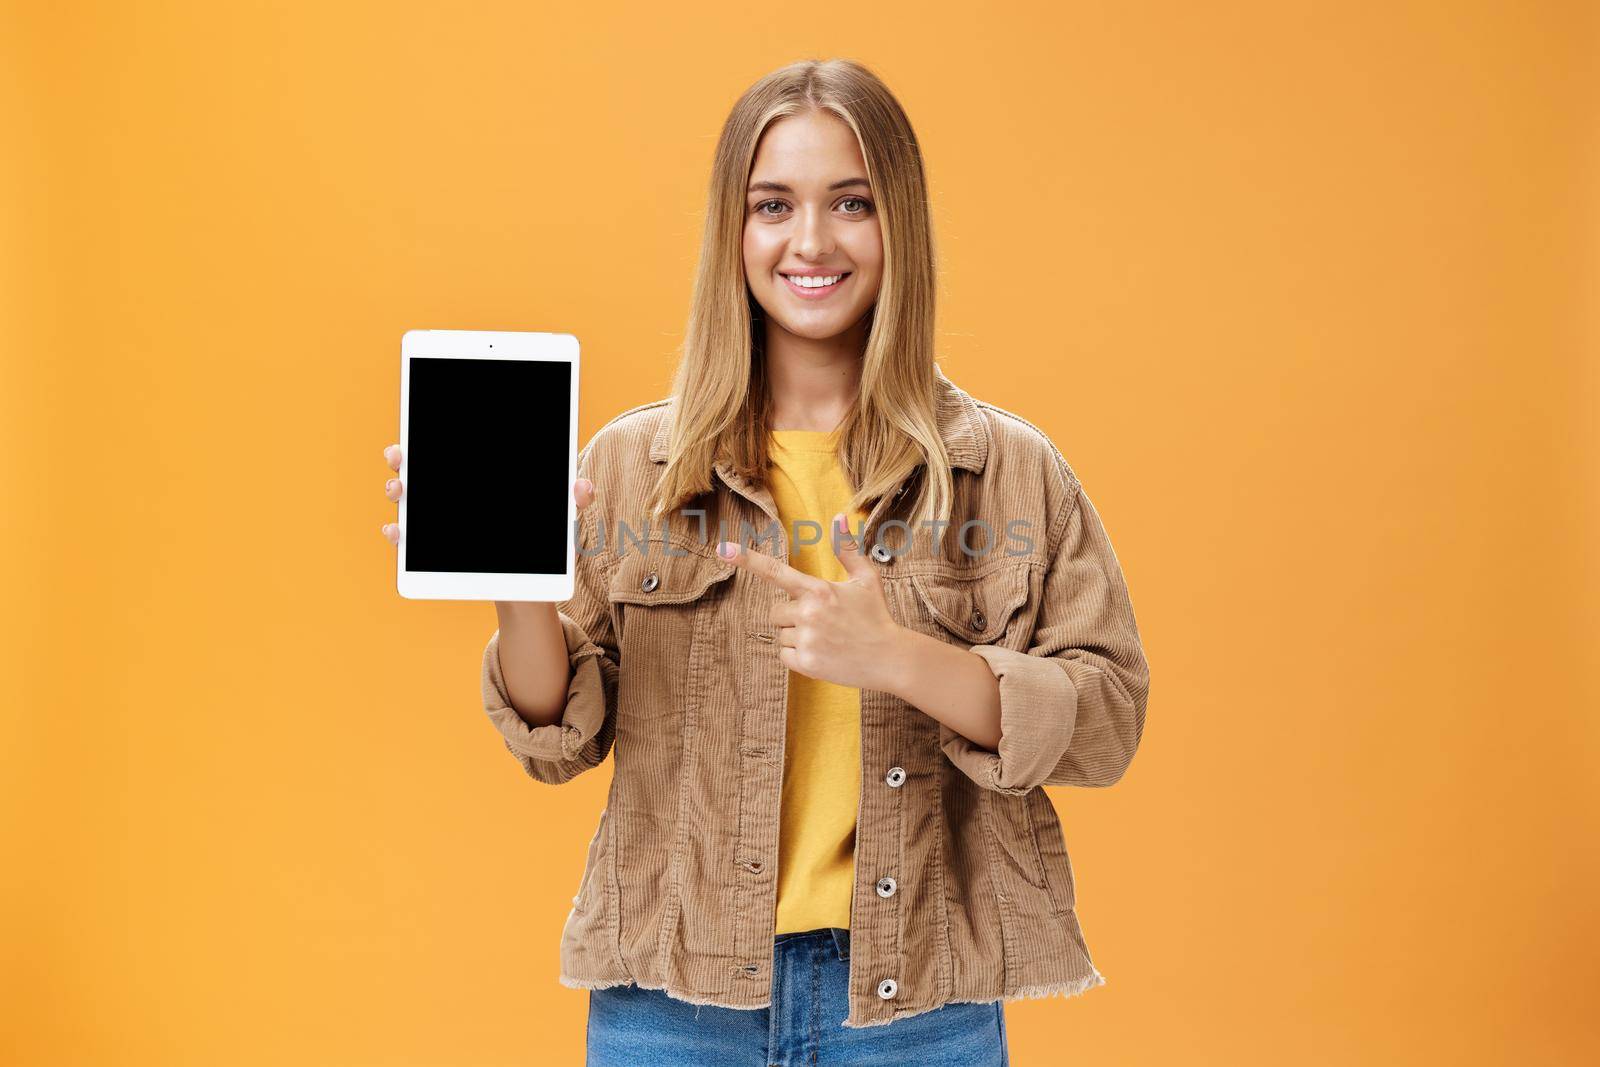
[608,543,737,610]
[606,543,738,724]
[905,560,1037,650]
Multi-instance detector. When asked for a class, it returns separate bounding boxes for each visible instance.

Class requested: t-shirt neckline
[768,427,842,454]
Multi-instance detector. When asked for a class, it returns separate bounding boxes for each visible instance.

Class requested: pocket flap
[609,540,736,606]
[909,563,1032,644]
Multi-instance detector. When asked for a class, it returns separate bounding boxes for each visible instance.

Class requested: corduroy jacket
[479,365,1151,1029]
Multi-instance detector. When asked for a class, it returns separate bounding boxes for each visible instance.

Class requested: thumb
[831,513,875,582]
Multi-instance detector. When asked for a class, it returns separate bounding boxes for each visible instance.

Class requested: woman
[381,58,1150,1067]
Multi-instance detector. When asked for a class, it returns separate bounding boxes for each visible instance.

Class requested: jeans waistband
[773,927,850,961]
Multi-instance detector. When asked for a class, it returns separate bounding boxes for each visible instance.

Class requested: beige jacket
[480,366,1151,1029]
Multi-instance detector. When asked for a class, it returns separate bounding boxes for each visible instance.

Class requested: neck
[762,315,867,432]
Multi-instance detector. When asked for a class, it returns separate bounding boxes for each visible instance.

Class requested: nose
[792,204,834,260]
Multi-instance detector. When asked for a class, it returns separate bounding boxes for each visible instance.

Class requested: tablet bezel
[396,329,578,602]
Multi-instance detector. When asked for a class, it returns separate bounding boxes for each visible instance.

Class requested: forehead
[749,111,868,185]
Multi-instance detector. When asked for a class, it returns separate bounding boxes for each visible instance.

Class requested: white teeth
[785,273,844,288]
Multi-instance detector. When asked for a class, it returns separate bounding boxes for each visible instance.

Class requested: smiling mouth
[780,272,851,298]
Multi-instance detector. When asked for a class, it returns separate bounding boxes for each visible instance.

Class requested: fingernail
[717,541,736,559]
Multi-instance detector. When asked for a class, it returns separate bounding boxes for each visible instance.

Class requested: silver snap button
[884,766,906,788]
[876,977,899,1000]
[971,609,986,630]
[876,876,897,898]
[869,543,893,563]
[641,572,659,592]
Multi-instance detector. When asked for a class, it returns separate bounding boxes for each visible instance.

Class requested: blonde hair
[646,58,953,543]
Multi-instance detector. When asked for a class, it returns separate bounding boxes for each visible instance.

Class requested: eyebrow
[747,177,872,194]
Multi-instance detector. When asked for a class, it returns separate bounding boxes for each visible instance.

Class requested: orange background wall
[5,2,1596,1063]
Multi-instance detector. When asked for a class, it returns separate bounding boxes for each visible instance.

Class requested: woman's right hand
[380,442,597,605]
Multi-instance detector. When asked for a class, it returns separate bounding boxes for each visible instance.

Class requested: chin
[773,315,856,341]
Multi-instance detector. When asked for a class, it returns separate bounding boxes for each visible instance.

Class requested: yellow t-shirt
[766,428,869,935]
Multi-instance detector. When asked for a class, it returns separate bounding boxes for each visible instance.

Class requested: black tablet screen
[404,356,571,574]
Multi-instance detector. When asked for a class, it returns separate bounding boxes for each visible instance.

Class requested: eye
[754,199,789,217]
[839,196,873,215]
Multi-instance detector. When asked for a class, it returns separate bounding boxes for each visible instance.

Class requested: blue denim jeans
[585,926,1009,1066]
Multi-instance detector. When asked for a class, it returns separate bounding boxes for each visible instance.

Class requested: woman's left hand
[718,513,909,692]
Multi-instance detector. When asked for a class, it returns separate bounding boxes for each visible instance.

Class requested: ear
[831,513,875,583]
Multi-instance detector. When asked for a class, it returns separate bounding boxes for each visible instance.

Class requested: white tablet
[396,329,579,601]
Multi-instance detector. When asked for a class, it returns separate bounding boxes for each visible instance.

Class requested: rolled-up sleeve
[481,462,620,785]
[941,470,1151,795]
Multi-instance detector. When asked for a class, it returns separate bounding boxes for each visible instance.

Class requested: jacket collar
[647,362,989,474]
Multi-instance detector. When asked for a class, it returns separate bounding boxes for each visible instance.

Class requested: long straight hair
[646,58,953,540]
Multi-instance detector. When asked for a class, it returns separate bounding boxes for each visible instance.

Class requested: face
[743,110,884,345]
